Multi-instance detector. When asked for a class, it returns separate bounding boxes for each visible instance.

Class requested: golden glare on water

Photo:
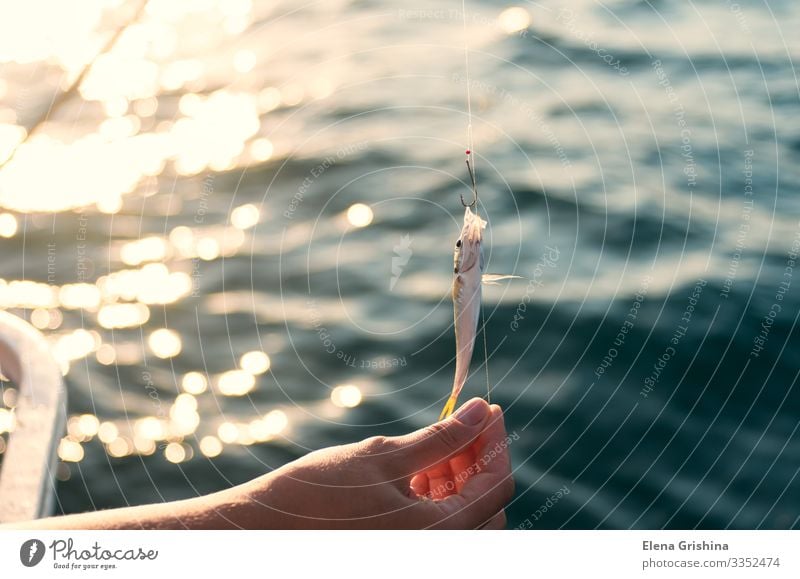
[30,308,52,329]
[2,388,16,408]
[0,213,17,238]
[169,395,200,436]
[309,78,334,101]
[262,409,288,435]
[148,328,182,358]
[83,53,159,102]
[233,49,257,73]
[346,203,373,228]
[111,342,142,366]
[95,344,117,365]
[0,134,159,212]
[196,237,221,261]
[0,124,26,164]
[161,59,204,92]
[78,414,100,437]
[52,329,98,363]
[0,280,57,309]
[0,90,263,208]
[249,137,274,162]
[257,87,281,112]
[135,416,167,441]
[120,236,168,266]
[102,97,129,118]
[216,369,255,396]
[0,408,15,433]
[99,115,141,140]
[331,384,362,408]
[172,90,260,176]
[181,371,208,394]
[236,428,254,446]
[21,404,299,466]
[98,421,119,444]
[134,97,158,117]
[175,393,198,411]
[248,419,271,442]
[97,303,151,329]
[179,93,202,116]
[498,7,531,34]
[247,410,287,441]
[0,0,104,66]
[98,264,192,306]
[217,422,239,444]
[57,439,84,462]
[231,203,260,229]
[281,83,304,107]
[134,436,156,455]
[199,435,223,457]
[169,226,194,253]
[0,0,383,471]
[58,284,102,310]
[107,437,132,458]
[239,350,271,375]
[0,0,264,213]
[96,195,123,215]
[67,417,87,442]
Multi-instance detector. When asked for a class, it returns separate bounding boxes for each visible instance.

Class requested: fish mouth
[462,207,487,243]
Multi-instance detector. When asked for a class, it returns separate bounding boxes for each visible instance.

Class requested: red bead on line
[465,149,471,155]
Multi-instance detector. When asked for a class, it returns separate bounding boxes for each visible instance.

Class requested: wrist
[214,470,291,529]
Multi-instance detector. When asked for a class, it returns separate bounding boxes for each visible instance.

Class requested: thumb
[386,398,490,473]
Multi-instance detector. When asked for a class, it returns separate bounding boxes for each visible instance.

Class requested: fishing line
[461,0,476,181]
[460,0,491,402]
[481,300,491,404]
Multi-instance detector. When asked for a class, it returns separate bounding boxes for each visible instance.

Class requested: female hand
[227,397,514,529]
[10,398,514,529]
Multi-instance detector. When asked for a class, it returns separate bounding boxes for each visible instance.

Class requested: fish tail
[438,395,459,421]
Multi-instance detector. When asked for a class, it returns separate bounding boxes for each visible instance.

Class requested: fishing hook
[461,152,478,207]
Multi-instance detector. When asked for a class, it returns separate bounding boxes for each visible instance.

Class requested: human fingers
[431,406,514,528]
[381,398,490,478]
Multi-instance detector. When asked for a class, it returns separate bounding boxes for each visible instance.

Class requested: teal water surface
[0,0,799,529]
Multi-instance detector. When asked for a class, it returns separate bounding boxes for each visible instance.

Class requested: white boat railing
[0,311,66,523]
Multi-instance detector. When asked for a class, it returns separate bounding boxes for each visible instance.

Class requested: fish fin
[438,395,458,421]
[482,273,524,285]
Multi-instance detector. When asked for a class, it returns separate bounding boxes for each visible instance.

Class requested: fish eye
[455,239,462,248]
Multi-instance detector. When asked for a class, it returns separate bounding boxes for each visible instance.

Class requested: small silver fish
[439,206,487,420]
[438,187,522,420]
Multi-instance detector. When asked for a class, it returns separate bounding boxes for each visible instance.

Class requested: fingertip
[449,397,490,426]
[410,473,430,498]
[436,471,512,528]
[485,405,506,430]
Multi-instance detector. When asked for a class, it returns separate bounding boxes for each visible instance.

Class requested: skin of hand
[229,397,514,529]
[9,398,513,530]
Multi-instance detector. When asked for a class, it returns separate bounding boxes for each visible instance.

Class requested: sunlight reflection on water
[0,0,340,476]
[0,0,798,530]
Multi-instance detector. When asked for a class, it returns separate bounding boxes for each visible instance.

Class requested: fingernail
[452,398,488,425]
